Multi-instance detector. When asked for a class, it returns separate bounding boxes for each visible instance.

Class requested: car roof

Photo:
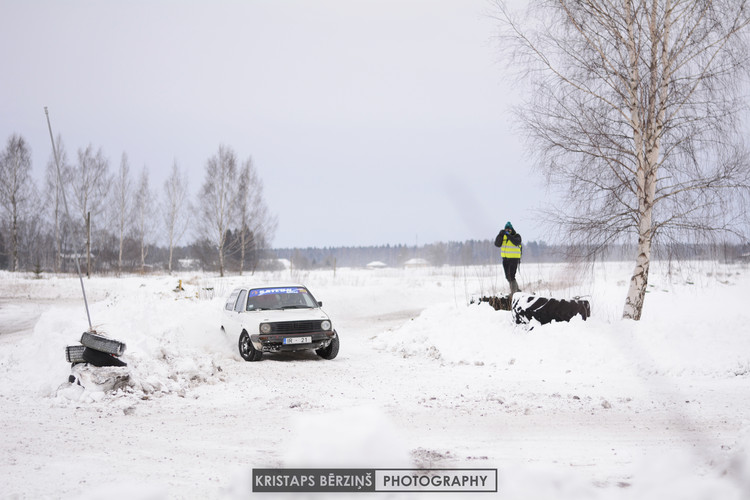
[246,284,307,289]
[228,285,312,297]
[230,285,310,293]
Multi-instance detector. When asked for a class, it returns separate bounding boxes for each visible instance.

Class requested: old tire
[316,333,339,360]
[512,294,591,325]
[82,347,127,367]
[65,345,87,364]
[80,331,126,356]
[239,331,262,362]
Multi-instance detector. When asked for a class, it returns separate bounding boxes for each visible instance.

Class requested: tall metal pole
[86,211,91,278]
[44,107,93,332]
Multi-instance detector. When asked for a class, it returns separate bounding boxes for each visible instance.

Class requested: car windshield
[245,287,319,311]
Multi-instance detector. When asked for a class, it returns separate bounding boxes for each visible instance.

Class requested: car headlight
[259,323,272,334]
[321,320,332,331]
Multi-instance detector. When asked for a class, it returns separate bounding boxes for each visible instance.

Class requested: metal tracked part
[80,331,127,356]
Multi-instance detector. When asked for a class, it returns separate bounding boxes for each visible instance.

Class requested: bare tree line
[0,134,276,276]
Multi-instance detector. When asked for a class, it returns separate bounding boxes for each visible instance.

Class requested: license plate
[284,336,311,345]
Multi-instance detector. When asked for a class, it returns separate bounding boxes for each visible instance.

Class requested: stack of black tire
[512,294,591,325]
[475,294,512,311]
[65,331,127,367]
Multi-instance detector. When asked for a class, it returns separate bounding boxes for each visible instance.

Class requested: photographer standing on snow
[494,221,522,296]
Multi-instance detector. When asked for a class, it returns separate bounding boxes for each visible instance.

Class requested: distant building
[403,258,430,268]
[259,258,291,270]
[178,258,201,271]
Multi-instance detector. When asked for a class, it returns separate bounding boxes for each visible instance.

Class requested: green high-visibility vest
[500,234,522,259]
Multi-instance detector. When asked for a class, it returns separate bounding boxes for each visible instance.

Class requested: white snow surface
[1,262,749,499]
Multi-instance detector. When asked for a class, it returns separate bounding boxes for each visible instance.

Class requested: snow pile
[375,301,636,376]
[375,302,512,363]
[376,268,750,379]
[0,276,233,402]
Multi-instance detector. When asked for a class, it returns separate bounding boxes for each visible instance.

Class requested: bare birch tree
[0,134,33,272]
[18,189,44,270]
[162,160,190,273]
[134,167,155,274]
[70,144,110,275]
[70,145,110,224]
[235,157,277,275]
[494,0,750,320]
[111,152,133,276]
[235,160,252,276]
[44,134,71,273]
[197,145,238,277]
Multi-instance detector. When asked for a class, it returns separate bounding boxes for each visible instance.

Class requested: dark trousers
[502,258,519,282]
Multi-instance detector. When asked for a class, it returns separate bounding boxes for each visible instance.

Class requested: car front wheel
[316,333,339,360]
[238,331,262,361]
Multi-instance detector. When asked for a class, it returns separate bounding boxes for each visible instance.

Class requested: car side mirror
[318,301,323,307]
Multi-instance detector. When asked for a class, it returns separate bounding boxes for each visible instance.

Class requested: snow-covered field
[1,261,750,499]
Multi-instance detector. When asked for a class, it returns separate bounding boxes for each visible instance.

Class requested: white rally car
[221,285,339,362]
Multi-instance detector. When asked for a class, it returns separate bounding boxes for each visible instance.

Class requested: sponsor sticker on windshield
[249,287,303,297]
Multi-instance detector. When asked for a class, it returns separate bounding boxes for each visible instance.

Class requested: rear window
[225,289,241,311]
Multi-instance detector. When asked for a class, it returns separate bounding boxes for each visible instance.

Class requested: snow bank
[0,276,233,402]
[376,264,750,379]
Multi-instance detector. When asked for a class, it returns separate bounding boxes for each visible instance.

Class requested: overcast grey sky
[1,0,545,249]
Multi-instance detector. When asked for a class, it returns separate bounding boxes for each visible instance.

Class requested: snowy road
[0,299,47,337]
[1,266,749,499]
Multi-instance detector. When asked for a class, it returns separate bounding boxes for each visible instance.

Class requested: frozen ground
[1,261,749,499]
